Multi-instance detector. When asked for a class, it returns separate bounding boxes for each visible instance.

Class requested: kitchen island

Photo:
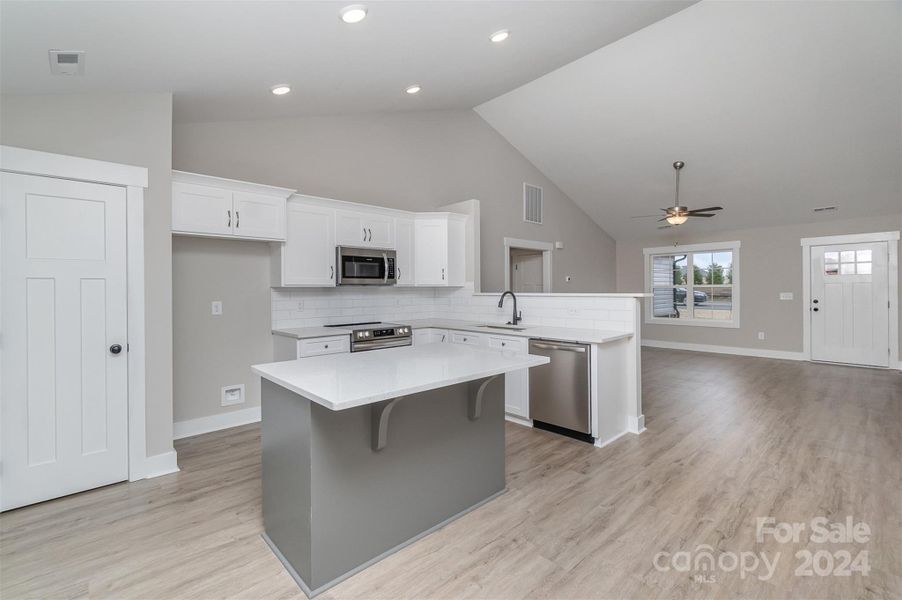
[251,343,549,597]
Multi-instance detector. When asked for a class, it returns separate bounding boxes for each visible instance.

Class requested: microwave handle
[383,253,388,283]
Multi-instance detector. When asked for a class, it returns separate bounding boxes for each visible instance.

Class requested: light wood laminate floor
[2,348,900,599]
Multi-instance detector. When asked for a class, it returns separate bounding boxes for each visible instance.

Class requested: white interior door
[810,242,889,367]
[511,250,545,293]
[1,172,129,511]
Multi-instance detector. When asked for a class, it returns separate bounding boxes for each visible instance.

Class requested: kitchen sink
[478,324,528,331]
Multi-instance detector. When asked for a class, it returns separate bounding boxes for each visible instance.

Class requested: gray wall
[616,214,902,354]
[172,237,273,421]
[0,93,175,457]
[170,109,617,425]
[172,109,617,293]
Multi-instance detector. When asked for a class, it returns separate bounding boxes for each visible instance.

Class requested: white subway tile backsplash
[271,284,640,335]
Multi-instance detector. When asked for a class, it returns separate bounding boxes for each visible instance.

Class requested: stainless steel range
[324,321,412,352]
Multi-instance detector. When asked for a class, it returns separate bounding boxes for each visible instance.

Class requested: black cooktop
[324,321,381,328]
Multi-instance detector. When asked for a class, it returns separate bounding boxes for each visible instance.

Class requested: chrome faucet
[498,291,522,325]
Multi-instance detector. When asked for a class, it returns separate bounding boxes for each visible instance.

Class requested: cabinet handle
[236,211,239,228]
[501,342,506,347]
[397,267,401,281]
[441,267,445,280]
[368,228,372,241]
[227,210,231,227]
[330,265,334,280]
[324,344,329,349]
[363,227,367,241]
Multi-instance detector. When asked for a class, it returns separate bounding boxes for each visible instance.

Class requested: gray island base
[260,375,507,597]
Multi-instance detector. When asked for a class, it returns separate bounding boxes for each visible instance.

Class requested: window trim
[643,241,741,328]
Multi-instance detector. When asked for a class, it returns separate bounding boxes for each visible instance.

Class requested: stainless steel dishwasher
[528,339,592,441]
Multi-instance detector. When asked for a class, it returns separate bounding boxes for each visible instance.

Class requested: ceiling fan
[631,161,722,228]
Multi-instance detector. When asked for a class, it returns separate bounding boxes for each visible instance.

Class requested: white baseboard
[173,406,262,440]
[642,339,806,362]
[143,450,179,479]
[594,429,630,449]
[627,414,646,434]
[504,414,533,427]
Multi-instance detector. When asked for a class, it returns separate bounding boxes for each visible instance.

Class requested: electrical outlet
[779,292,793,300]
[758,331,766,340]
[221,384,245,406]
[297,300,304,311]
[211,301,222,315]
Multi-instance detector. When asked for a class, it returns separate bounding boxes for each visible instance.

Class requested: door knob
[110,344,123,354]
[813,299,819,304]
[812,308,819,312]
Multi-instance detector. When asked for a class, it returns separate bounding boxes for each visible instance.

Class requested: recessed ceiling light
[489,29,510,43]
[340,4,368,24]
[271,85,291,96]
[405,84,421,95]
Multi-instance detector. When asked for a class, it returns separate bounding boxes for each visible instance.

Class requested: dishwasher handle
[530,342,587,353]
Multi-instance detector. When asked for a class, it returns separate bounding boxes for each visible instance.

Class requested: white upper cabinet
[172,182,233,236]
[171,171,294,241]
[395,217,415,286]
[272,199,336,287]
[414,214,466,287]
[232,191,286,240]
[335,210,395,249]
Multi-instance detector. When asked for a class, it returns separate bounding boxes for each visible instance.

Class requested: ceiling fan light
[666,214,689,226]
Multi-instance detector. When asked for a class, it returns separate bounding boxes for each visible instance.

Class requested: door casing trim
[800,231,900,369]
[1,145,153,480]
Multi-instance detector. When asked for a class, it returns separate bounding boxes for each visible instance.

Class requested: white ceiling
[477,1,902,240]
[0,0,692,123]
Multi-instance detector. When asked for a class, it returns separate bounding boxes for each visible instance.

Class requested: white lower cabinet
[273,335,350,361]
[413,328,449,345]
[487,335,529,418]
[445,329,529,418]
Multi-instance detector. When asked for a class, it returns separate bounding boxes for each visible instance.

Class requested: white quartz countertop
[252,343,549,411]
[403,319,633,345]
[272,320,632,345]
[272,326,352,339]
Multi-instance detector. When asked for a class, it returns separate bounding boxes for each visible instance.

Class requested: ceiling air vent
[812,205,838,213]
[49,50,85,76]
[523,183,543,224]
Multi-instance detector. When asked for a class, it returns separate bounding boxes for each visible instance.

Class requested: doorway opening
[503,237,553,293]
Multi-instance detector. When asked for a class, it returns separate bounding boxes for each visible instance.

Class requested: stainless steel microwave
[336,246,397,285]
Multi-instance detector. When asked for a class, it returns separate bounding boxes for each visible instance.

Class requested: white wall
[0,93,175,458]
[616,214,902,354]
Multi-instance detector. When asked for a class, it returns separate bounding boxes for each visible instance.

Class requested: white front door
[810,242,889,367]
[1,172,129,511]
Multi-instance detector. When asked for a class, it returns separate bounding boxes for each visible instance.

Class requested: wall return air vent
[523,183,543,224]
[49,50,85,75]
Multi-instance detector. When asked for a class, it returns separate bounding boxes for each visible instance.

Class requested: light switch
[779,292,793,300]
[555,241,564,250]
[211,301,223,315]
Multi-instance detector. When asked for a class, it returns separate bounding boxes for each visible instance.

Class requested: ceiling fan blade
[686,206,723,213]
[687,213,715,218]
[657,217,670,222]
[657,225,673,230]
[630,214,661,219]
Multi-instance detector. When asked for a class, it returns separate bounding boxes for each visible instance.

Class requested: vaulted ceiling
[0,0,691,123]
[477,1,902,240]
